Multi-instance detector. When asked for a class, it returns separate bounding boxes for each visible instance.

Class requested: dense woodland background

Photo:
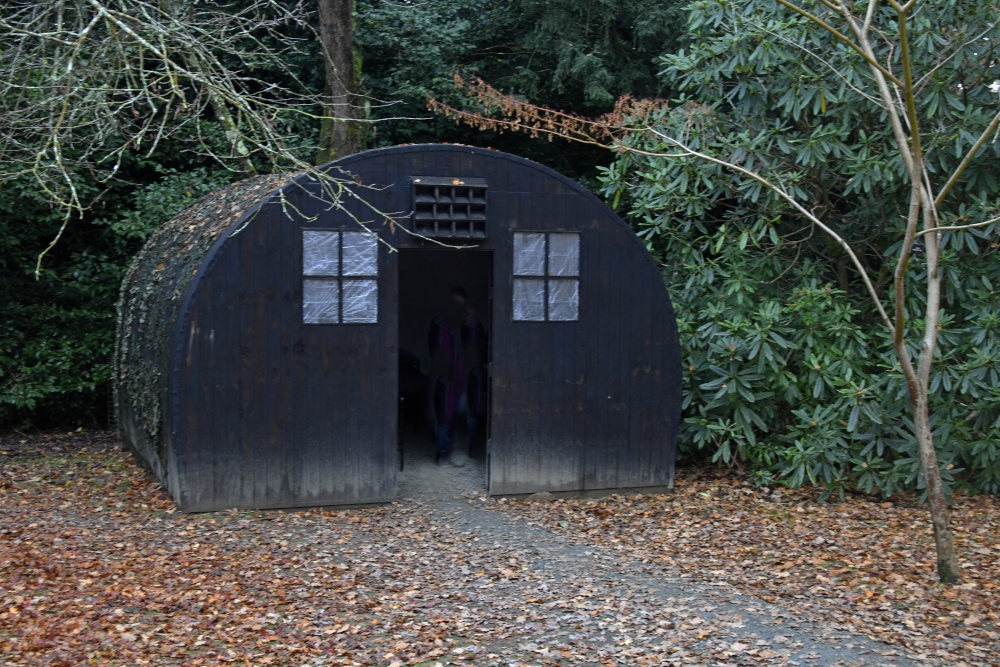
[2,0,999,500]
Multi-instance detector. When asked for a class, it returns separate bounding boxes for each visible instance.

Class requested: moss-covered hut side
[114,174,290,485]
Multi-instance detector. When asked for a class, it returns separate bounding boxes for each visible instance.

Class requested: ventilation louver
[412,176,487,239]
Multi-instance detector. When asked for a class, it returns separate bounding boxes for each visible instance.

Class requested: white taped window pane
[303,279,339,324]
[341,231,378,276]
[303,231,340,276]
[513,232,546,276]
[548,279,579,321]
[342,279,378,323]
[548,233,579,277]
[513,278,546,321]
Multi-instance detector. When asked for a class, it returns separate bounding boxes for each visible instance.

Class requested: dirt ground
[1,429,997,666]
[397,420,488,501]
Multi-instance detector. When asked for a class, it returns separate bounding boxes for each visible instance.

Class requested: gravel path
[393,434,925,666]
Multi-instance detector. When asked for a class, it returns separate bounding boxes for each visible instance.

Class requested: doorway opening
[397,249,492,491]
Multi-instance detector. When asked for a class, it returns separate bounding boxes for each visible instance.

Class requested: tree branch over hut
[0,0,370,273]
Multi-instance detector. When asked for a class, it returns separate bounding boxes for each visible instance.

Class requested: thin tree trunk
[856,0,962,584]
[913,189,961,583]
[316,0,361,165]
[912,390,961,582]
[894,166,962,583]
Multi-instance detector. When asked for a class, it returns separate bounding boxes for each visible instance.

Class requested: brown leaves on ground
[1,431,998,666]
[500,468,1000,666]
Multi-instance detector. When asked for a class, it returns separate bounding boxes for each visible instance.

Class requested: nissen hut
[115,144,682,512]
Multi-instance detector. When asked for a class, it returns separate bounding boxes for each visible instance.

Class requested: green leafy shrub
[608,199,1000,496]
[598,0,1000,496]
[0,162,233,428]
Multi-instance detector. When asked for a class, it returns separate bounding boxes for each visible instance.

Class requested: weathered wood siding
[321,145,680,497]
[120,144,679,511]
[171,181,398,511]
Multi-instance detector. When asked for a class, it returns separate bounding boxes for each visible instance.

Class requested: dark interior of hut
[396,248,492,470]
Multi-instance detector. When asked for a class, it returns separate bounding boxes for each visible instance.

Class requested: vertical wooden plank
[305,180,339,504]
[276,200,300,504]
[512,188,545,492]
[302,324,331,503]
[241,213,267,507]
[178,228,252,510]
[289,220,314,504]
[223,233,252,508]
[543,196,585,491]
[607,212,635,490]
[486,180,511,495]
[375,152,398,500]
[608,219,631,490]
[380,234,399,498]
[489,190,522,494]
[629,314,668,487]
[260,210,285,507]
[283,184,316,505]
[578,204,599,490]
[508,175,534,490]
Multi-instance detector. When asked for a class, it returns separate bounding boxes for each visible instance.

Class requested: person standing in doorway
[454,286,488,454]
[428,286,488,465]
[428,288,466,465]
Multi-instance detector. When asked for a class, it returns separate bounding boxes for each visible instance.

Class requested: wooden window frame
[511,231,580,322]
[302,229,379,325]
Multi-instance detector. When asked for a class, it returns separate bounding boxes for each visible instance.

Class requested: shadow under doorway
[397,248,492,499]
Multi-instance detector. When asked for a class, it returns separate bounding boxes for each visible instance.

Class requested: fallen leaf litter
[1,431,996,666]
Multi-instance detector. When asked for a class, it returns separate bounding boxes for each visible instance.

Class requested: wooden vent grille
[412,176,487,239]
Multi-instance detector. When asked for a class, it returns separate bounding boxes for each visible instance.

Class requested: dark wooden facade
[116,145,682,511]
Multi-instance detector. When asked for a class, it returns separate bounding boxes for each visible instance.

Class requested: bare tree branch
[935,109,1000,208]
[773,0,904,87]
[916,214,1000,237]
[0,0,381,273]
